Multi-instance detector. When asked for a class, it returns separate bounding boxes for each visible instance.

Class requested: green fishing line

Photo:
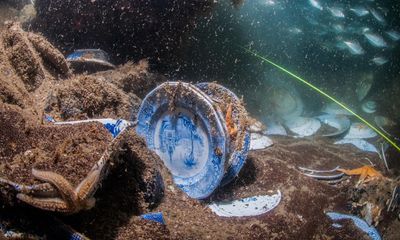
[242,46,400,152]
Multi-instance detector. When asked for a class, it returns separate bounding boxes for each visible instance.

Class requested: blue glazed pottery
[196,82,250,186]
[66,49,115,73]
[136,82,227,199]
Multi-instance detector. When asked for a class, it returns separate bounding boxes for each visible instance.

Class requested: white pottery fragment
[208,190,282,217]
[250,133,273,150]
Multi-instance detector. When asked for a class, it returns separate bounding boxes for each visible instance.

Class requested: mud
[59,136,391,240]
[93,60,166,99]
[0,105,112,186]
[44,75,136,121]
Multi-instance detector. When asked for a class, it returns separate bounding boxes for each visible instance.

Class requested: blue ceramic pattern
[66,51,83,60]
[54,118,130,138]
[141,212,166,225]
[136,82,227,199]
[44,115,55,123]
[102,119,130,138]
[157,113,206,175]
[69,233,87,240]
[196,82,250,186]
[66,49,110,62]
[220,131,250,186]
[326,212,381,240]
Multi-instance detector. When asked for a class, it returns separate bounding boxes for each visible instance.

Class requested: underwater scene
[1,0,400,239]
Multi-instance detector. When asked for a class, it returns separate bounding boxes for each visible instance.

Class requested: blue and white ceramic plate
[321,102,353,116]
[334,138,379,154]
[196,82,250,186]
[263,117,288,136]
[136,82,227,199]
[66,49,115,73]
[343,122,378,139]
[284,116,321,137]
[316,114,351,137]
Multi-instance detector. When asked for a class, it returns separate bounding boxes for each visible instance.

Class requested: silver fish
[364,31,388,48]
[350,6,369,17]
[386,30,400,41]
[327,7,345,18]
[335,41,347,51]
[343,40,365,55]
[370,8,386,24]
[372,56,388,66]
[332,24,344,33]
[263,0,277,6]
[288,27,303,35]
[309,0,323,11]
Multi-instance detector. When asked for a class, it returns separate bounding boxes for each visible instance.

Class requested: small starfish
[355,123,367,130]
[225,103,238,138]
[338,166,383,185]
[17,166,102,214]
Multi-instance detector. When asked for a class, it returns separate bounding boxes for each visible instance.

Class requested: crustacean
[338,165,383,185]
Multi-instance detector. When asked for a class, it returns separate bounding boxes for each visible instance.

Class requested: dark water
[167,0,400,120]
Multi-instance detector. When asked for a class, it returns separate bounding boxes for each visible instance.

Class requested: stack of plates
[136,82,250,199]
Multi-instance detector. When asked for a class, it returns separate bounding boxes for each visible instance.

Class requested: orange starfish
[338,166,383,184]
[225,103,238,138]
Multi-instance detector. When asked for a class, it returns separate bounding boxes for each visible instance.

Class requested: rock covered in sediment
[0,21,71,120]
[0,103,112,188]
[2,22,46,91]
[93,60,166,99]
[44,75,139,121]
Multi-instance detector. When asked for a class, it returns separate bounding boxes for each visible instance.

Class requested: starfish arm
[366,168,383,178]
[358,171,368,183]
[32,168,78,205]
[75,167,101,201]
[17,193,71,213]
[338,167,365,176]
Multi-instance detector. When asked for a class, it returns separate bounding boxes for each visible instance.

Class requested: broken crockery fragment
[141,212,166,225]
[249,133,273,150]
[208,190,282,217]
[326,212,381,240]
[136,82,250,199]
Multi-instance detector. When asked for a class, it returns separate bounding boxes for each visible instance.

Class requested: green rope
[242,46,400,152]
